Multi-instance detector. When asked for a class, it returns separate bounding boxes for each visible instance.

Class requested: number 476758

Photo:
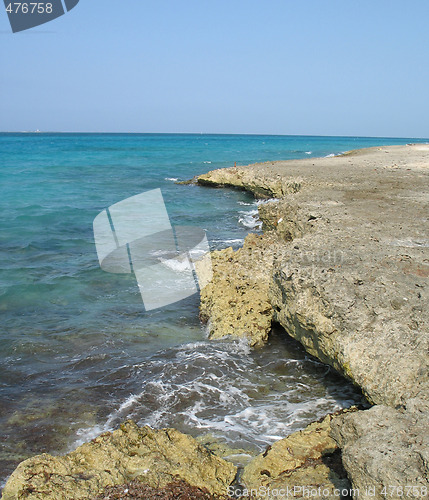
[5,3,53,14]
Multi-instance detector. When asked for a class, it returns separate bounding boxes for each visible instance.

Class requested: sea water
[1,133,427,483]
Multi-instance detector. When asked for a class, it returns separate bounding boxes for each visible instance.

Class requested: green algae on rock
[1,421,236,500]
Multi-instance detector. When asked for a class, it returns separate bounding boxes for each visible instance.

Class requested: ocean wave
[211,238,244,246]
[159,256,193,273]
[72,335,362,452]
[256,198,281,205]
[238,209,262,230]
[164,177,179,182]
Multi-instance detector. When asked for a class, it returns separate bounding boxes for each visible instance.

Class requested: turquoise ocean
[1,133,427,484]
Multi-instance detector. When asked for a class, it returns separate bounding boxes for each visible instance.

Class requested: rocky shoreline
[197,144,429,497]
[2,145,428,499]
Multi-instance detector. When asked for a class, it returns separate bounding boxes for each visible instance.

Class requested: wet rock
[241,412,352,498]
[195,434,256,468]
[1,421,236,500]
[330,400,429,500]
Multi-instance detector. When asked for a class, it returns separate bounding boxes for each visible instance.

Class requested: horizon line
[1,131,429,140]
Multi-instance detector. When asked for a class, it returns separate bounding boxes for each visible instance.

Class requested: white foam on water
[324,152,346,158]
[256,198,281,205]
[305,151,312,155]
[0,478,8,492]
[150,249,174,257]
[211,237,245,249]
[159,256,192,273]
[164,177,179,182]
[221,238,245,244]
[238,208,262,230]
[73,424,107,449]
[70,335,363,454]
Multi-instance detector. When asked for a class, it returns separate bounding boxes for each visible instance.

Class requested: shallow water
[1,133,427,483]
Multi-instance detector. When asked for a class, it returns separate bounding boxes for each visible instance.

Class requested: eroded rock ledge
[197,145,429,496]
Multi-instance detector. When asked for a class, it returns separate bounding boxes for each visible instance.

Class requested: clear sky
[1,0,429,137]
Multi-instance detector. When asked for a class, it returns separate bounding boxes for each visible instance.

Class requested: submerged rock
[1,421,236,500]
[241,411,353,499]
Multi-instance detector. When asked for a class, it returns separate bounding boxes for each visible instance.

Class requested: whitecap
[238,210,262,230]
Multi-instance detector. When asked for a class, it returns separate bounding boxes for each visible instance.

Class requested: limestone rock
[1,421,236,500]
[199,233,278,346]
[198,145,429,406]
[258,199,308,241]
[330,401,429,499]
[241,412,352,498]
[197,165,302,199]
[269,220,429,407]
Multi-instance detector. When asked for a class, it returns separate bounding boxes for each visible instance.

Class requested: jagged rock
[199,233,278,346]
[200,234,277,346]
[241,412,353,498]
[1,421,236,500]
[197,165,302,199]
[258,199,308,241]
[330,400,429,499]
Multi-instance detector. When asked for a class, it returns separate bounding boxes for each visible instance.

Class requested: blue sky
[1,0,429,137]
